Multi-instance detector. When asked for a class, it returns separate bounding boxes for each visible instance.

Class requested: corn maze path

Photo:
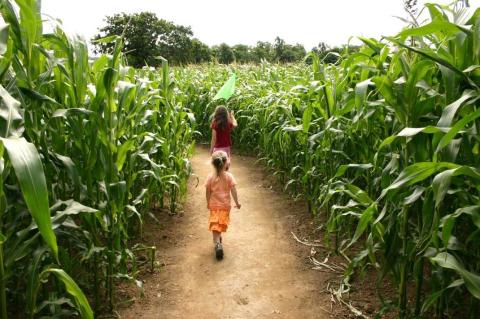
[119,147,331,318]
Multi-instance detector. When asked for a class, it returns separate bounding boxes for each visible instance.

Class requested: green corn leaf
[18,87,60,106]
[14,0,41,57]
[377,126,449,153]
[431,252,480,299]
[425,3,448,21]
[442,215,456,248]
[441,206,480,248]
[335,163,373,178]
[1,137,58,259]
[454,206,480,229]
[51,108,93,119]
[358,37,382,54]
[397,126,449,137]
[116,140,135,171]
[398,20,471,38]
[405,60,435,104]
[378,135,398,151]
[0,22,9,55]
[421,290,444,313]
[0,1,21,54]
[0,84,23,138]
[387,37,466,79]
[51,200,99,224]
[372,75,395,107]
[437,90,477,127]
[53,153,81,192]
[355,79,373,109]
[282,125,303,132]
[432,169,454,210]
[463,65,480,73]
[421,279,464,313]
[436,107,480,153]
[26,247,48,316]
[109,181,126,208]
[381,162,458,198]
[403,186,425,205]
[302,105,313,133]
[349,203,377,247]
[284,179,297,191]
[345,184,373,206]
[42,268,93,319]
[433,166,480,209]
[91,35,118,44]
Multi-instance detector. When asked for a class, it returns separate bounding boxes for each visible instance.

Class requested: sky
[41,0,480,50]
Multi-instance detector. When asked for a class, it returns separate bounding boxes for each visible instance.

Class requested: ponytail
[211,151,228,177]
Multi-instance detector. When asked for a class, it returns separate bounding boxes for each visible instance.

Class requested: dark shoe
[215,242,224,260]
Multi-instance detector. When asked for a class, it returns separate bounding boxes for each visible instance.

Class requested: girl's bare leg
[213,230,224,260]
[212,231,221,244]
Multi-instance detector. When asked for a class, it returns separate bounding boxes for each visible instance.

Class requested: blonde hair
[211,151,228,176]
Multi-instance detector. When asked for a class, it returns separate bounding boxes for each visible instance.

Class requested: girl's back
[205,172,236,210]
[211,121,233,148]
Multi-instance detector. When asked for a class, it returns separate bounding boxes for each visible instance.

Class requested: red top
[211,121,234,148]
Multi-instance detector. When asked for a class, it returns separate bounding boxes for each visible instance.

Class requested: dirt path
[119,147,332,319]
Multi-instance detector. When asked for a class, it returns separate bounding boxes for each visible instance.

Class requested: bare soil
[117,147,375,319]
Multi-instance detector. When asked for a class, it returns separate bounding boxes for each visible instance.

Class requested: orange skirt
[209,209,230,232]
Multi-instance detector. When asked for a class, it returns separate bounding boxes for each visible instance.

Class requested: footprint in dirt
[233,293,249,305]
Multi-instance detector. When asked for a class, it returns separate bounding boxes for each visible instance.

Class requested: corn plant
[0,0,194,317]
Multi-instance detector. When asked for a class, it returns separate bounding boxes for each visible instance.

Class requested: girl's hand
[235,203,241,209]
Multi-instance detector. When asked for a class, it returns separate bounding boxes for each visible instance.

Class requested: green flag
[213,73,236,101]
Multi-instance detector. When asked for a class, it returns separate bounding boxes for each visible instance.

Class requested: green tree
[252,41,275,62]
[214,43,235,64]
[273,36,286,62]
[288,43,306,62]
[191,38,212,63]
[92,12,163,67]
[92,12,210,66]
[232,44,251,63]
[158,23,195,64]
[273,37,305,63]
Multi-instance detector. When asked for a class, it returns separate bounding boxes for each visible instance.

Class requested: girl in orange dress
[205,150,241,260]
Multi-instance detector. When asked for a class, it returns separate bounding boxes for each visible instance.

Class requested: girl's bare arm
[231,186,241,208]
[210,129,217,154]
[206,187,211,209]
[229,111,238,128]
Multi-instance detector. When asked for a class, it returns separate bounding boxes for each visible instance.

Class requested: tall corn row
[0,0,193,317]
[182,3,480,317]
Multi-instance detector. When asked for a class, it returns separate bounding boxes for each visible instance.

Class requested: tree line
[92,12,346,67]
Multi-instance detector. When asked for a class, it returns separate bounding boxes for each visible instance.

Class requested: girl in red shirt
[210,106,237,170]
